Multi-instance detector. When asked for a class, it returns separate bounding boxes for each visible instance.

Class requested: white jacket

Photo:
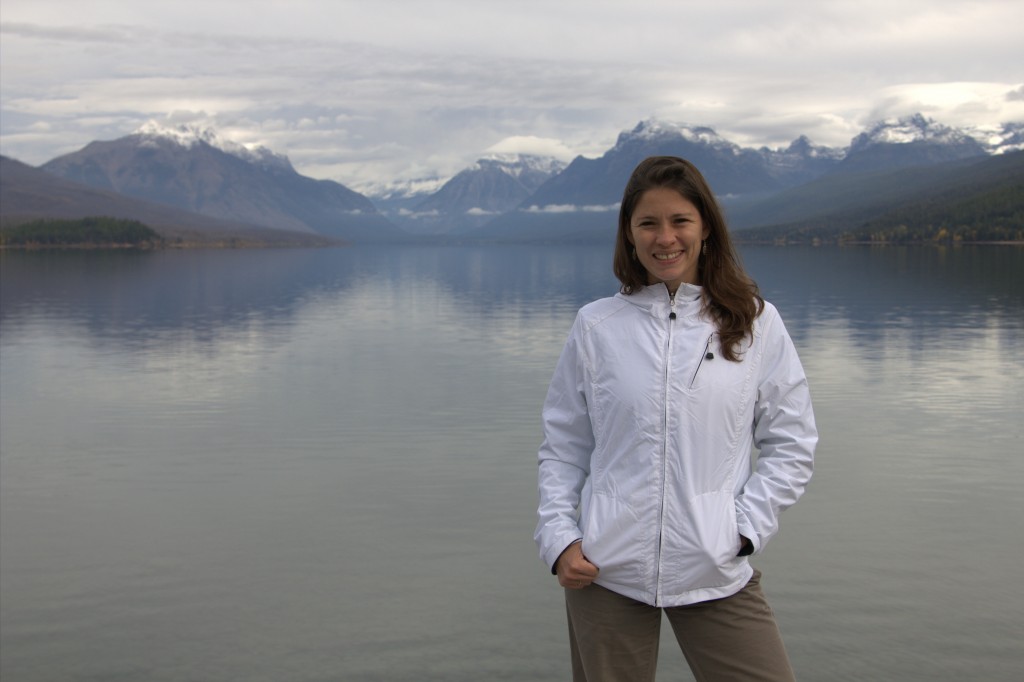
[535,282,816,607]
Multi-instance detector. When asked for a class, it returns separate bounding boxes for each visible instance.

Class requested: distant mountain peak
[475,153,566,179]
[852,114,973,149]
[784,135,815,153]
[41,123,402,241]
[135,120,217,147]
[618,119,734,151]
[964,121,1024,154]
[836,113,988,174]
[133,120,293,172]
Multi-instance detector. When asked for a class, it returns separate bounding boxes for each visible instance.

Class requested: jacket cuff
[549,538,582,575]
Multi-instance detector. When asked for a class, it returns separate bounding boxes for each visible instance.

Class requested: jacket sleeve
[735,305,817,554]
[534,314,595,573]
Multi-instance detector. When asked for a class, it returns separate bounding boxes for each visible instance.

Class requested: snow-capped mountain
[966,122,1024,154]
[0,155,333,246]
[363,176,449,202]
[41,123,403,242]
[501,119,806,216]
[380,154,566,235]
[481,153,565,177]
[618,119,739,151]
[852,113,973,147]
[470,113,1022,241]
[135,121,294,172]
[613,120,845,188]
[836,114,988,173]
[472,119,803,240]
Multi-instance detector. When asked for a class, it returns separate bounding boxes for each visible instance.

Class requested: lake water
[1,244,1022,681]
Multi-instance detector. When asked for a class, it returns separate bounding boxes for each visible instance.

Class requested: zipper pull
[669,292,677,320]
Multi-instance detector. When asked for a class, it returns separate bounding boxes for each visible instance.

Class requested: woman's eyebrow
[633,210,697,221]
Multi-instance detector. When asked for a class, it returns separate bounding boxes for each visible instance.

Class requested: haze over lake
[2,244,1022,681]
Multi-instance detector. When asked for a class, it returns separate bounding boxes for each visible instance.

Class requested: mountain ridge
[40,122,404,242]
[730,150,1024,243]
[0,155,335,246]
[469,115,1022,241]
[376,154,566,235]
[9,114,1022,245]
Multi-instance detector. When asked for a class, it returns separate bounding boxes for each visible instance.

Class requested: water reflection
[4,245,1020,351]
[2,244,1023,682]
[742,245,1024,346]
[1,246,619,353]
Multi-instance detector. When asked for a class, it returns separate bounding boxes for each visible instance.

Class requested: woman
[534,156,817,681]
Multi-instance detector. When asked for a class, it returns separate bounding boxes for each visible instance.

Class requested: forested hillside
[0,217,162,247]
[732,151,1024,243]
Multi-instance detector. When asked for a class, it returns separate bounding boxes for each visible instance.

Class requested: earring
[632,248,638,261]
[702,240,707,256]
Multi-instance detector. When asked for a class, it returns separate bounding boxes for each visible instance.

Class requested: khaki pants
[564,570,796,682]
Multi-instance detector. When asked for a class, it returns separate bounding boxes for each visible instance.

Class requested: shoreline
[732,239,1024,247]
[0,239,341,251]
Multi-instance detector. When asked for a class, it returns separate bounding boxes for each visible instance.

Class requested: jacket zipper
[655,291,676,605]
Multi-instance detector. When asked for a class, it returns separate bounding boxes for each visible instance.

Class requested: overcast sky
[2,0,1022,193]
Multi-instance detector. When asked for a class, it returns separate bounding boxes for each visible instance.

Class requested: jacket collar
[616,282,703,317]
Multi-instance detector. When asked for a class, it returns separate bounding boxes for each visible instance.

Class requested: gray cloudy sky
[2,0,1022,193]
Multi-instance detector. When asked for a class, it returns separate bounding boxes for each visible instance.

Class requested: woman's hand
[738,535,753,556]
[555,541,599,589]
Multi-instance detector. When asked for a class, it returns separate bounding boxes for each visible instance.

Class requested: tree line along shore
[0,217,164,249]
[1,214,1022,249]
[0,217,332,249]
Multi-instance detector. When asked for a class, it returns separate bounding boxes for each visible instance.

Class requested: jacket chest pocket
[671,350,756,493]
[678,339,758,451]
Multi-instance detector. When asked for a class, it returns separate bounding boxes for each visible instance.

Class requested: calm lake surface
[2,244,1022,681]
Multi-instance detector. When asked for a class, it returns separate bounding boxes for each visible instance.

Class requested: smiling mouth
[653,251,682,260]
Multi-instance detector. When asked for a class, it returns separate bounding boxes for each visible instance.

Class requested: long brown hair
[612,156,764,361]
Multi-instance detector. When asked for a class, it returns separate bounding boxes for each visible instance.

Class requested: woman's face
[627,187,709,293]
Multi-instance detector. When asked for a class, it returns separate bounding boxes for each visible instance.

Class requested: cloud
[2,1,1022,190]
[397,208,440,219]
[1,21,136,43]
[485,136,577,161]
[867,82,1024,131]
[524,204,619,214]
